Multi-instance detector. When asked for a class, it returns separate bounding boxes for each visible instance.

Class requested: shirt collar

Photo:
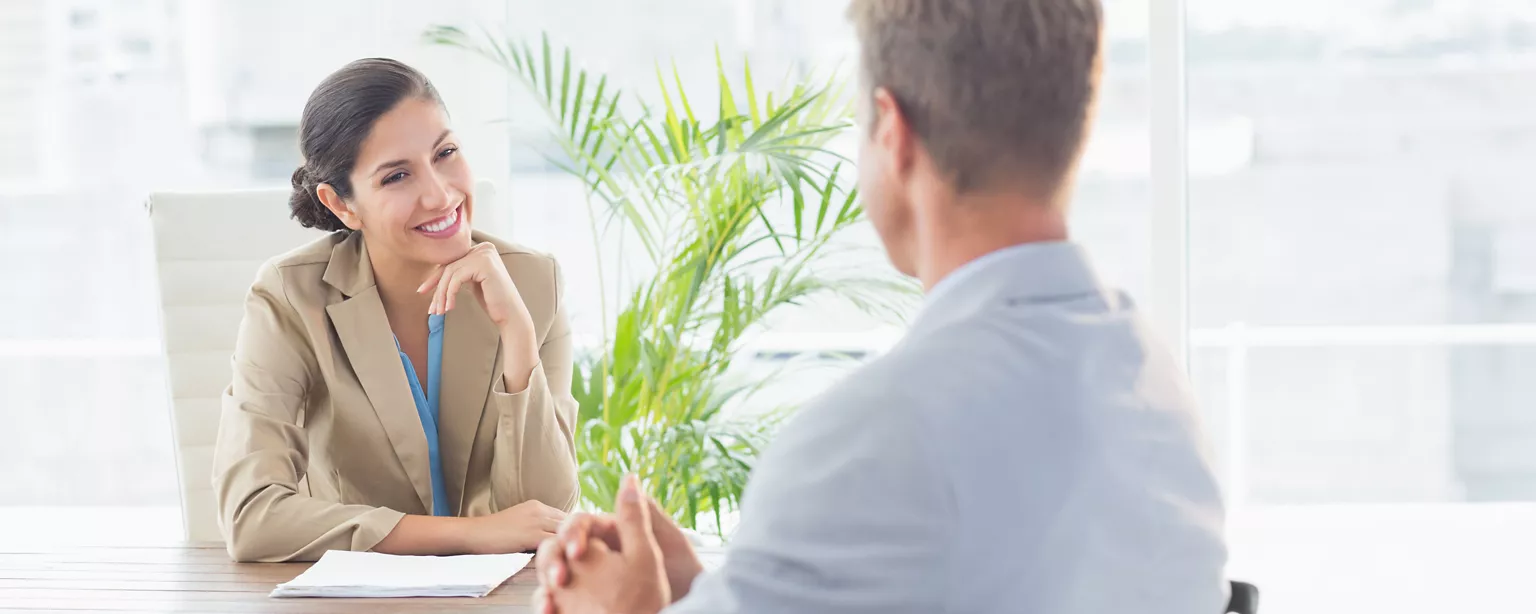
[914,241,1105,331]
[925,242,1044,307]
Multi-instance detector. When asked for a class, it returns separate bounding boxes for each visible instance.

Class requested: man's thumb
[616,474,659,564]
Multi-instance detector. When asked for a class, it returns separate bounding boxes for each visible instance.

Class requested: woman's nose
[420,169,458,211]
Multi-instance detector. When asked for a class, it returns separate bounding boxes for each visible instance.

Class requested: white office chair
[146,181,498,542]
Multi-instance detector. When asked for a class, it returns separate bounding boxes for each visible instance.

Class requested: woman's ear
[316,183,363,230]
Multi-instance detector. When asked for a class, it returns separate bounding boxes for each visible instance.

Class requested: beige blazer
[212,230,579,562]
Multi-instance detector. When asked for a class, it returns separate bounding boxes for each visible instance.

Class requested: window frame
[1147,0,1192,366]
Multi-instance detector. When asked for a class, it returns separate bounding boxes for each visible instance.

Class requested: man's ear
[870,87,916,178]
[316,183,362,230]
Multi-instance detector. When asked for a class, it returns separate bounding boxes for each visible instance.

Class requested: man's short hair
[848,0,1103,194]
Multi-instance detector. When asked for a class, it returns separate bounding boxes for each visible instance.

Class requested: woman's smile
[413,204,464,239]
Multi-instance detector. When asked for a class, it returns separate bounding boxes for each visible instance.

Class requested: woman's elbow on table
[220,496,284,563]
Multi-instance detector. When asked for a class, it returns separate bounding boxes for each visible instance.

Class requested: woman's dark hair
[289,58,443,231]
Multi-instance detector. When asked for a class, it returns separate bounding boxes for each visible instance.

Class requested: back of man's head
[848,0,1103,197]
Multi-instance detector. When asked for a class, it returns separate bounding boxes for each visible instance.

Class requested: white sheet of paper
[270,550,533,598]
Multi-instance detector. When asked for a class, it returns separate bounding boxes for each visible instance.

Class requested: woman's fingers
[417,265,445,295]
[429,266,448,314]
[431,263,460,315]
[431,255,496,314]
[425,244,505,316]
[442,267,477,313]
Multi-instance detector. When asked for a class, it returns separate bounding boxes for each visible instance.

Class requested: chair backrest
[146,181,497,542]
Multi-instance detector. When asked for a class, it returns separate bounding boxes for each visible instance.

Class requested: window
[1186,1,1536,611]
[249,125,302,181]
[502,0,1155,357]
[0,1,49,183]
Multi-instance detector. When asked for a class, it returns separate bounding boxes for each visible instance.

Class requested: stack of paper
[270,550,533,598]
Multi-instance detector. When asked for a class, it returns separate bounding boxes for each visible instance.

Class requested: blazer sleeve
[486,257,581,512]
[212,263,406,562]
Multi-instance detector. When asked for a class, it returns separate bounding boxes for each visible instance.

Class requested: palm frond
[429,26,910,535]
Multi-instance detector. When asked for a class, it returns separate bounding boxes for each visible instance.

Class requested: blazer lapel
[438,293,501,513]
[322,234,435,514]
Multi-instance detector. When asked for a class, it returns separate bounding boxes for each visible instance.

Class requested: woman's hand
[464,500,568,555]
[417,242,540,391]
[417,242,532,330]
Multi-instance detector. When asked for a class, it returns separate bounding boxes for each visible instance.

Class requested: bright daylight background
[2,0,1535,612]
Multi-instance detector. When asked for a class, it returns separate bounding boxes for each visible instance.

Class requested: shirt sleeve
[665,378,953,614]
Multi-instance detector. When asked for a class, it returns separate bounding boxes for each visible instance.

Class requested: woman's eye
[437,147,458,160]
[382,171,408,185]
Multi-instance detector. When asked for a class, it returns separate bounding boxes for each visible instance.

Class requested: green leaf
[740,95,820,152]
[521,41,539,92]
[564,51,581,138]
[836,186,862,225]
[790,176,805,242]
[672,61,697,126]
[541,33,554,104]
[716,48,746,148]
[743,57,762,128]
[578,75,607,150]
[752,208,788,255]
[814,163,842,235]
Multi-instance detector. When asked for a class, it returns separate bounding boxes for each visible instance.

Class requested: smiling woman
[211,58,580,563]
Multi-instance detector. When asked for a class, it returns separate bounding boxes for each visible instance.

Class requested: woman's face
[343,97,475,267]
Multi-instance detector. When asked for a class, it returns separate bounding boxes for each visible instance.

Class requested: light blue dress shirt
[668,242,1229,614]
[395,313,450,517]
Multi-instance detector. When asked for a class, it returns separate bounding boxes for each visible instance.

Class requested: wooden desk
[0,542,540,613]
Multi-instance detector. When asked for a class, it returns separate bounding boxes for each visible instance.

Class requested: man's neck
[913,191,1069,293]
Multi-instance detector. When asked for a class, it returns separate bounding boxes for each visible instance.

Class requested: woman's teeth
[417,209,458,232]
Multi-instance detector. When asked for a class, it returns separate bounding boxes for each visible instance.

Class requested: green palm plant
[425,26,914,535]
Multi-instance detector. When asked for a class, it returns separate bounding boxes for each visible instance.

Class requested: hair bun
[290,165,311,189]
[288,165,346,232]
